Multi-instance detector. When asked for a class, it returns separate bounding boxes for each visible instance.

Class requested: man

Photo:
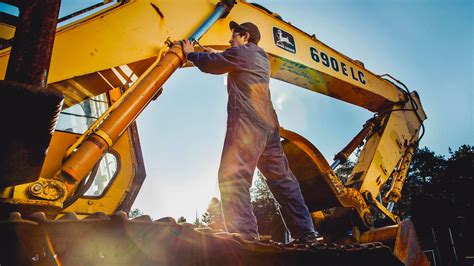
[182,21,318,242]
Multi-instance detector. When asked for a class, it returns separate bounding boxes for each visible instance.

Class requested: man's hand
[182,40,195,58]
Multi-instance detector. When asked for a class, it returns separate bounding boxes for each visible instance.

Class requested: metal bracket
[94,128,114,148]
[27,178,67,201]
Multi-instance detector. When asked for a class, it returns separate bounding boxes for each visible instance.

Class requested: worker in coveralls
[182,21,318,243]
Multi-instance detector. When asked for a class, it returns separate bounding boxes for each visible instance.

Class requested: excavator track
[0,212,403,265]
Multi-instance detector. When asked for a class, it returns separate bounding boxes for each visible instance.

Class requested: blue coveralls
[187,43,315,239]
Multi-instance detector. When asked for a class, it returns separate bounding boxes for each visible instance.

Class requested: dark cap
[229,21,261,44]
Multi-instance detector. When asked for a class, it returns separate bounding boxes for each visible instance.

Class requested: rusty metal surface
[0,0,64,187]
[393,220,429,266]
[334,117,377,164]
[0,80,63,188]
[280,127,373,233]
[0,212,403,265]
[115,122,147,213]
[358,224,398,244]
[5,0,61,86]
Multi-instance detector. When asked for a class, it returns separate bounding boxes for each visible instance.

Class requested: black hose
[380,74,426,143]
[63,161,100,208]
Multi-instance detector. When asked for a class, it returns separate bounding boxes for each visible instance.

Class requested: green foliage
[201,197,225,229]
[128,208,144,219]
[251,172,283,236]
[335,159,355,184]
[395,145,473,222]
[177,216,187,223]
[193,217,204,228]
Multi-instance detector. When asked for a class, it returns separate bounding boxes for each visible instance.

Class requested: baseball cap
[229,21,261,44]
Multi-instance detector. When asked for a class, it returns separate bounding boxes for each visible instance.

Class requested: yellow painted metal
[348,93,426,201]
[40,129,137,215]
[27,178,67,201]
[365,190,400,223]
[39,131,80,180]
[0,127,138,215]
[0,0,403,111]
[384,145,416,204]
[280,128,373,228]
[0,22,15,41]
[94,128,114,147]
[62,130,137,215]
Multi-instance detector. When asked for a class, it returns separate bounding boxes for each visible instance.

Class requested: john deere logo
[273,27,296,53]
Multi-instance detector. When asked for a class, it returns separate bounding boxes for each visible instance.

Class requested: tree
[393,145,473,222]
[445,145,473,212]
[129,208,144,218]
[177,216,187,223]
[201,197,225,230]
[251,171,285,240]
[335,159,355,184]
[193,217,205,228]
[396,145,473,265]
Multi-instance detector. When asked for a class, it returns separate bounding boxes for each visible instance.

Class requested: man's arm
[182,40,240,75]
[187,47,240,74]
[203,47,223,54]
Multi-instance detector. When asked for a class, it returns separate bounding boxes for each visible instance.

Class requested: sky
[1,0,472,222]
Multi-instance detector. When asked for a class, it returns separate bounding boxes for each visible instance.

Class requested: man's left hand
[182,40,195,58]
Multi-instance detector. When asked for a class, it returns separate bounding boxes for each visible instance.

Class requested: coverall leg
[257,127,315,238]
[218,110,315,239]
[218,113,267,239]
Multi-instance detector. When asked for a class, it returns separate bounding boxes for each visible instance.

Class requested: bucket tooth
[58,212,79,221]
[111,211,128,221]
[154,216,177,225]
[29,212,48,222]
[85,211,110,220]
[132,215,152,222]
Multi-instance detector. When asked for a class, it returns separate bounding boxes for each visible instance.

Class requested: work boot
[230,233,259,242]
[290,232,320,244]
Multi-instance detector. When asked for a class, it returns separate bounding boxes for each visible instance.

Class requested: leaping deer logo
[276,29,294,47]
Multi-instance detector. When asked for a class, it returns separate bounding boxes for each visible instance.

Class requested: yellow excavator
[0,0,428,264]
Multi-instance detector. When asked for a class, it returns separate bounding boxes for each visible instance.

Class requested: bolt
[364,212,374,226]
[362,191,372,202]
[31,183,43,194]
[31,254,40,262]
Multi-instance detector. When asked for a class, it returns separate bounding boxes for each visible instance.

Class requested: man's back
[227,43,275,126]
[189,42,277,128]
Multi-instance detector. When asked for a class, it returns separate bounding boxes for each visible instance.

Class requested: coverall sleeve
[187,47,240,74]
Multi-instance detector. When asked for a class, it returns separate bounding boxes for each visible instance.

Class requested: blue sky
[1,0,472,221]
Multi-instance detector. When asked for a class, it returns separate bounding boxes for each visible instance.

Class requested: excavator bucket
[280,128,428,265]
[280,128,340,211]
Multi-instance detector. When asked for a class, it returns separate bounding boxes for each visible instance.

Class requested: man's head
[229,21,261,47]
